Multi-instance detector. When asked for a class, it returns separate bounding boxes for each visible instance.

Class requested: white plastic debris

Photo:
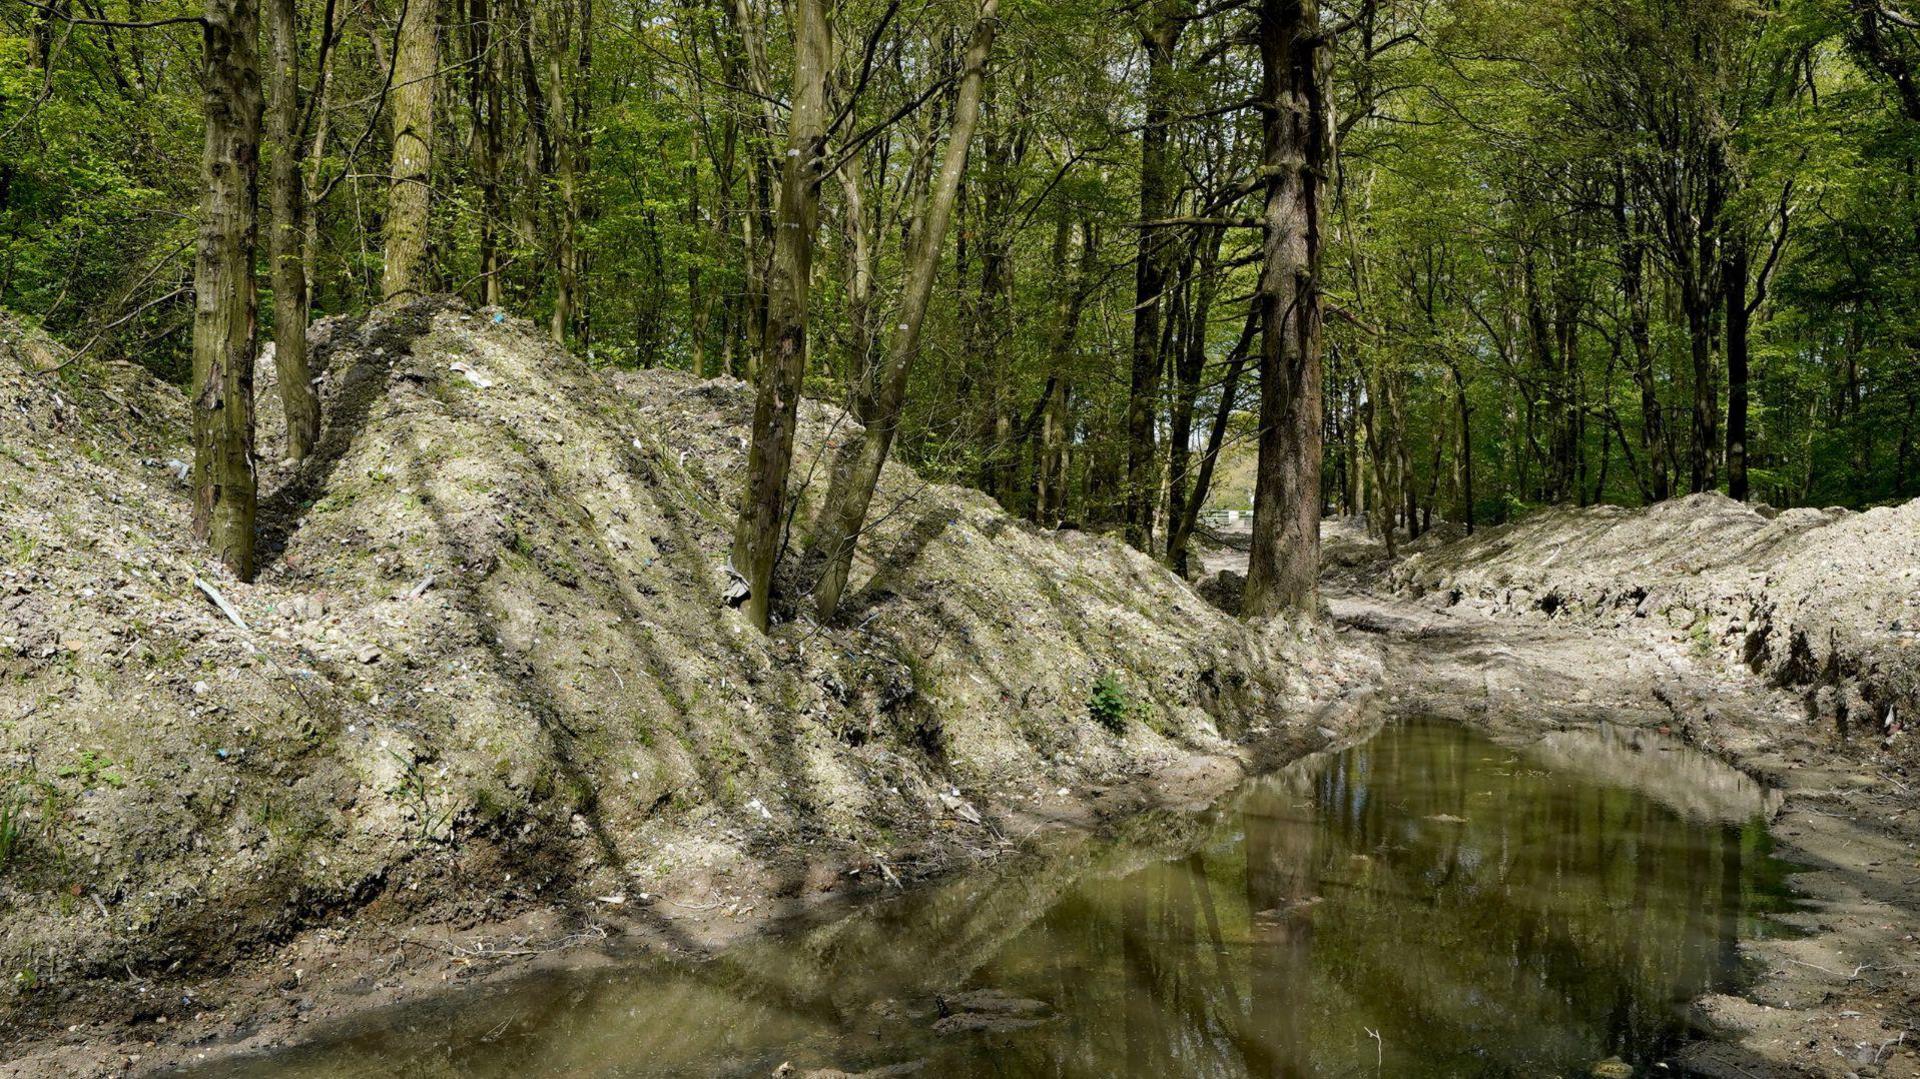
[448,361,494,389]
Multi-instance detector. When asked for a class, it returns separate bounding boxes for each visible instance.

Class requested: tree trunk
[1036,218,1094,527]
[1684,284,1718,494]
[545,0,584,341]
[1362,369,1395,557]
[1169,304,1258,564]
[301,33,334,310]
[1125,9,1184,552]
[382,0,439,300]
[1684,159,1725,494]
[1448,359,1474,533]
[264,0,318,462]
[968,117,1022,505]
[1899,378,1916,498]
[804,0,1000,621]
[730,0,831,631]
[474,0,504,305]
[836,149,878,410]
[1614,172,1669,502]
[1242,0,1324,619]
[1164,227,1224,576]
[1724,238,1751,500]
[193,0,264,580]
[724,0,780,381]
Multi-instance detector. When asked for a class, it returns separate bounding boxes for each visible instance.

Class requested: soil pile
[0,300,1368,1047]
[1394,493,1920,755]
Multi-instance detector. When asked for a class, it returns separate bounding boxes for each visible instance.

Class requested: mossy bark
[732,0,830,632]
[1242,0,1325,619]
[192,0,263,580]
[382,0,440,301]
[265,0,319,461]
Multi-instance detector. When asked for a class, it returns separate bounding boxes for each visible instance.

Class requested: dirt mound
[1394,493,1920,754]
[0,300,1368,1039]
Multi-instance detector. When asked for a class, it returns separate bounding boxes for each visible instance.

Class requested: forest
[5,0,1918,622]
[6,0,1920,1072]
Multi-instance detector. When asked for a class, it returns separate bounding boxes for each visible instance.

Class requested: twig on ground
[193,577,252,633]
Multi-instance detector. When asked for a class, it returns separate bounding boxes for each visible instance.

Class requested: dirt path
[1327,582,1920,1078]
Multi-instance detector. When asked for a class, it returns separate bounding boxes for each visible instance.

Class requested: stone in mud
[1195,569,1245,614]
[931,987,1052,1034]
[931,1012,1048,1035]
[943,988,1049,1016]
[797,1063,926,1078]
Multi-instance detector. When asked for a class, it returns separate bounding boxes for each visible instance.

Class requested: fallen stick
[192,577,251,633]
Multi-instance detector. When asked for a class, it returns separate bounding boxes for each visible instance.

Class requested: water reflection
[183,719,1799,1079]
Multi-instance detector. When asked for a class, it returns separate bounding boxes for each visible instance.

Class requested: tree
[192,0,264,579]
[1124,1,1186,551]
[1848,0,1920,122]
[12,0,1920,578]
[544,0,589,341]
[804,0,1001,621]
[731,0,831,632]
[1242,0,1326,619]
[382,0,439,300]
[264,0,319,460]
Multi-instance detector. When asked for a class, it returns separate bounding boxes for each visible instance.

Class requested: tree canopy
[3,0,1916,598]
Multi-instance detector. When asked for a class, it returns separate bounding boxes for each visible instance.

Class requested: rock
[943,989,1049,1017]
[931,1013,1046,1036]
[354,644,382,664]
[285,595,326,621]
[1195,570,1245,615]
[448,361,494,389]
[937,792,982,825]
[799,1064,925,1079]
[721,565,751,609]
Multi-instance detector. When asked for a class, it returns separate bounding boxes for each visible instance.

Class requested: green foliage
[4,0,1915,537]
[0,796,21,874]
[1088,673,1138,733]
[0,29,199,380]
[387,751,454,844]
[56,750,123,790]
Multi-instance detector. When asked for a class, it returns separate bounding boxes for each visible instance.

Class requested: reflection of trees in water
[973,719,1797,1077]
[219,720,1800,1078]
[1243,762,1315,1079]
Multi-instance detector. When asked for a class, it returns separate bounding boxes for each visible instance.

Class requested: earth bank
[0,301,1375,1075]
[1350,498,1920,1078]
[5,302,1918,1077]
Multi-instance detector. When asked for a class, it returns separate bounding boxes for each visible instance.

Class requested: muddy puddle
[174,718,1802,1077]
